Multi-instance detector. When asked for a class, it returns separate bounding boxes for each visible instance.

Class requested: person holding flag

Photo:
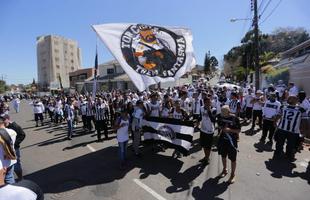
[217,105,241,184]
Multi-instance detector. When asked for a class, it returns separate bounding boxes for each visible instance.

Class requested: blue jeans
[118,141,128,163]
[14,105,20,113]
[67,119,73,138]
[5,165,15,184]
[14,148,23,175]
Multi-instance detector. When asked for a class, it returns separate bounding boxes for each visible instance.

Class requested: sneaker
[201,159,210,165]
[266,141,273,146]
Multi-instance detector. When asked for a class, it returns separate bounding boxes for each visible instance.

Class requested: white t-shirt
[262,100,281,119]
[253,97,263,110]
[0,184,37,200]
[173,109,183,119]
[300,99,310,119]
[161,107,170,118]
[32,102,44,114]
[200,107,215,134]
[147,101,160,117]
[289,86,299,97]
[117,118,129,143]
[244,94,254,108]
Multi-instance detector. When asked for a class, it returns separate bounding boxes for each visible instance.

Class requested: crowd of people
[0,78,309,198]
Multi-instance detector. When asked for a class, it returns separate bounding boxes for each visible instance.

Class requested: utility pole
[253,0,260,90]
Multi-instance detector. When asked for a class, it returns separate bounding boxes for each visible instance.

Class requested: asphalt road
[8,99,310,200]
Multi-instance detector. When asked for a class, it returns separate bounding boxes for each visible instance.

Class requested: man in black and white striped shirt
[274,96,305,160]
[86,97,95,132]
[228,92,241,116]
[95,98,108,141]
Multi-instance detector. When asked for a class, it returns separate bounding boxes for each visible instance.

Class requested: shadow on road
[20,135,67,150]
[192,176,229,200]
[265,159,310,184]
[243,128,261,136]
[265,158,297,178]
[24,146,184,195]
[253,142,273,153]
[166,163,206,193]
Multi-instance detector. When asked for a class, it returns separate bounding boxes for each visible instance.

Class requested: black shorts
[34,113,43,121]
[217,134,238,161]
[200,131,214,149]
[246,107,253,119]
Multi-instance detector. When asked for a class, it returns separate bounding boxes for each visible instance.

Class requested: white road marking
[86,144,96,152]
[133,179,167,200]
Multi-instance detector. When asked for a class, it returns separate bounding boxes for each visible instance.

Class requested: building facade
[77,60,137,93]
[69,68,94,88]
[37,35,82,90]
[274,39,310,95]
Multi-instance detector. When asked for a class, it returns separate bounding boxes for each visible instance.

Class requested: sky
[0,0,309,85]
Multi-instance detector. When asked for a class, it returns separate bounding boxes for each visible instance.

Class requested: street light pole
[253,0,260,90]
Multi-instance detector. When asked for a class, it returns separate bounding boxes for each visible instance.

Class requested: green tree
[0,80,8,94]
[204,52,211,74]
[204,52,218,74]
[210,56,219,71]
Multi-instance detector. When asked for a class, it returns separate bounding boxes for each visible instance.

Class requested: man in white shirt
[261,93,281,146]
[275,80,286,101]
[12,96,21,113]
[298,91,310,140]
[243,88,254,123]
[31,98,45,127]
[288,82,299,97]
[251,90,264,130]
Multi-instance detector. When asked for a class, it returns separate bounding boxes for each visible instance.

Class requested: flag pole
[92,36,98,99]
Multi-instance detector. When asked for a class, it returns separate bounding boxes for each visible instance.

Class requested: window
[55,57,59,62]
[56,65,60,69]
[71,66,75,71]
[79,74,87,80]
[54,49,59,53]
[70,52,74,56]
[71,59,74,63]
[54,41,59,45]
[56,73,60,78]
[42,59,46,63]
[107,68,114,74]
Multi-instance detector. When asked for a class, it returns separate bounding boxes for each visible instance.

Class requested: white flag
[92,23,196,91]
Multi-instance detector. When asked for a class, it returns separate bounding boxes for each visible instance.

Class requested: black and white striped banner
[142,117,194,155]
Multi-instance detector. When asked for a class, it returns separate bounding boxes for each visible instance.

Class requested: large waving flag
[92,23,196,91]
[142,117,194,155]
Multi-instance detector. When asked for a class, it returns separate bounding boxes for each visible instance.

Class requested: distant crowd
[0,78,309,199]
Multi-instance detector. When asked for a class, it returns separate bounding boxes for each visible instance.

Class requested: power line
[258,0,266,12]
[259,0,283,25]
[259,0,272,18]
[239,1,253,41]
